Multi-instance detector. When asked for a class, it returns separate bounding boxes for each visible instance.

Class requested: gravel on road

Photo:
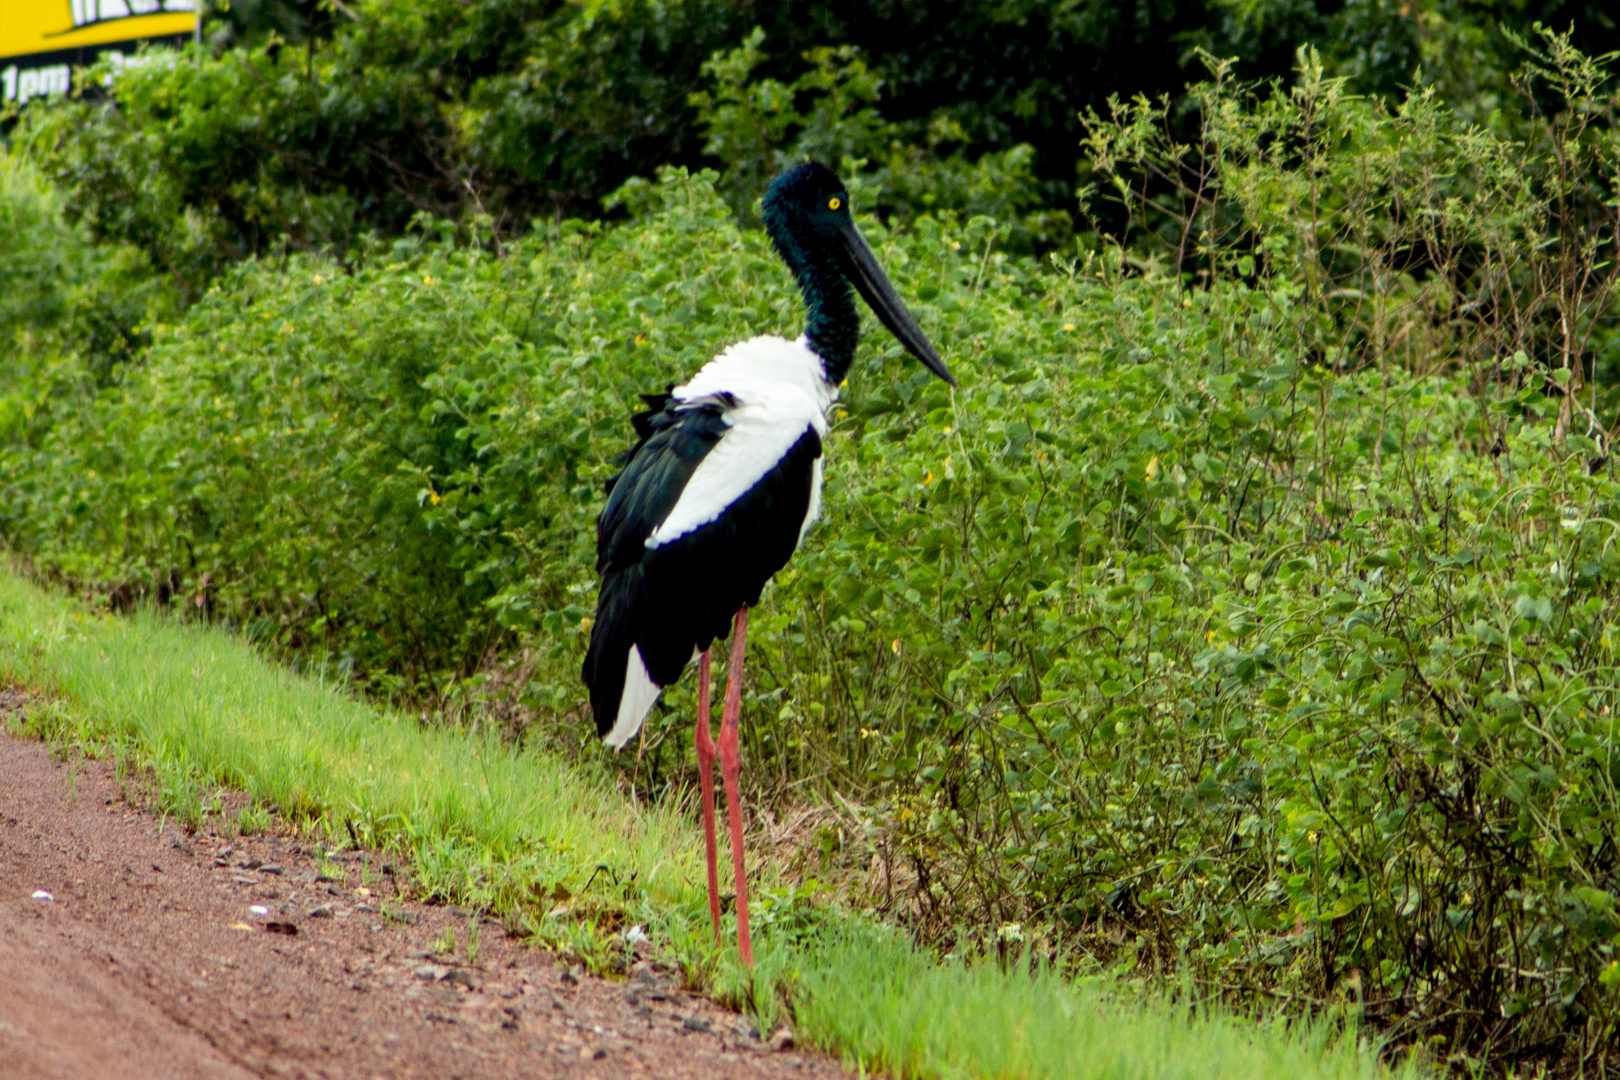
[0,715,844,1080]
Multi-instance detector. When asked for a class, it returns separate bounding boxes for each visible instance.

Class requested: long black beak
[838,222,955,386]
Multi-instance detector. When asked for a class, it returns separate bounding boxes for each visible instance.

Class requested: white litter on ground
[31,889,53,901]
[250,905,269,916]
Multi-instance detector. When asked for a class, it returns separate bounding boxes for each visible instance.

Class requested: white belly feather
[645,335,835,549]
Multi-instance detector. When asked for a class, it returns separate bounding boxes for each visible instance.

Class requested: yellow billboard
[1,0,196,103]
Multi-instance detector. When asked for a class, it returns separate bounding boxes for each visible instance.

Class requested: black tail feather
[581,565,647,739]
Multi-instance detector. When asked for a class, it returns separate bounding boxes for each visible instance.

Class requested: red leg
[693,649,721,944]
[719,607,753,967]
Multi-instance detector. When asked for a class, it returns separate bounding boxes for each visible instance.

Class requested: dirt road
[0,724,847,1080]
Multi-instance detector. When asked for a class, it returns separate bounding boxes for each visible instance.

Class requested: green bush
[0,154,164,368]
[0,153,169,482]
[19,0,750,295]
[0,157,87,340]
[34,0,1620,303]
[689,27,1069,251]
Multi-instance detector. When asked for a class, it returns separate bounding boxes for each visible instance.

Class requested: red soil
[0,724,849,1080]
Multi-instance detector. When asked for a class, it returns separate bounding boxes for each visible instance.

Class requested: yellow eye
[828,197,842,210]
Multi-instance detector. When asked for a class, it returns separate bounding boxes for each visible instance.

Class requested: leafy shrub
[1081,34,1620,443]
[35,0,1620,302]
[689,28,1069,251]
[19,0,751,295]
[20,46,363,299]
[0,152,168,466]
[0,156,87,340]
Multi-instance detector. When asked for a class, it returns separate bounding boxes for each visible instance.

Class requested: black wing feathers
[628,391,674,443]
[595,400,730,574]
[603,390,674,499]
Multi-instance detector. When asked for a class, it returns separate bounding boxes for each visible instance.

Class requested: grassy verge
[0,566,1422,1080]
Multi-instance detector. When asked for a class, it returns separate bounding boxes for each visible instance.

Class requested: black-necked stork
[582,162,953,965]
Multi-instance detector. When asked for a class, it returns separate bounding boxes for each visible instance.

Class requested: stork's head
[762,163,955,386]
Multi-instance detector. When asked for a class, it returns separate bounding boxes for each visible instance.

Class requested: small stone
[682,1017,711,1032]
[414,964,449,981]
[265,921,299,936]
[558,969,579,986]
[445,968,481,991]
[258,864,284,875]
[769,1026,795,1052]
[308,904,335,919]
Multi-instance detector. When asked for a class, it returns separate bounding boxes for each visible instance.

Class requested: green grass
[799,931,1414,1080]
[0,566,1424,1080]
[0,568,706,921]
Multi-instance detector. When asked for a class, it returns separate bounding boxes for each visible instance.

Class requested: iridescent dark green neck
[765,218,857,386]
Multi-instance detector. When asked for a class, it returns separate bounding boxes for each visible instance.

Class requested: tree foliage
[16,0,1620,296]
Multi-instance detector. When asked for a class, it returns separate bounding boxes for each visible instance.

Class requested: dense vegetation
[7,0,1620,1073]
[14,0,1620,288]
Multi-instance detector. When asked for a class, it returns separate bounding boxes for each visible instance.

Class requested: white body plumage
[646,335,836,549]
